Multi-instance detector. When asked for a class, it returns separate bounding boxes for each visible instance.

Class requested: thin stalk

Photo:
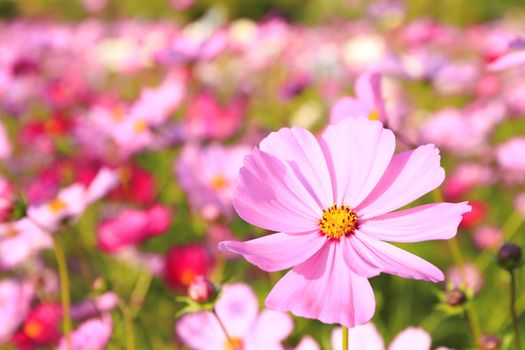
[510,270,522,350]
[342,326,349,350]
[212,309,235,347]
[432,188,481,346]
[52,237,72,350]
[118,298,136,350]
[502,211,523,241]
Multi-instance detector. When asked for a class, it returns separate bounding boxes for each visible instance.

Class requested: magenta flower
[176,283,293,350]
[220,118,470,327]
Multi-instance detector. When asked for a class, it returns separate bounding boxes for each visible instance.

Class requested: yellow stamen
[24,321,43,339]
[210,175,228,190]
[133,120,148,134]
[180,270,196,286]
[224,337,243,350]
[5,226,18,238]
[368,109,379,121]
[319,205,358,239]
[49,198,67,214]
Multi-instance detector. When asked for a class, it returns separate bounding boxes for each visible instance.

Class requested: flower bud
[480,334,501,350]
[188,276,216,303]
[444,289,466,306]
[497,243,522,270]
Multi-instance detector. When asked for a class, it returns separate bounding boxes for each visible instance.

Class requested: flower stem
[52,237,72,350]
[212,309,235,347]
[510,269,522,350]
[118,298,136,350]
[342,326,349,350]
[503,210,523,241]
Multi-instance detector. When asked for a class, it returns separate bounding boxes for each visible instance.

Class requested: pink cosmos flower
[0,121,11,160]
[0,175,14,221]
[97,205,171,253]
[447,263,483,294]
[514,192,525,218]
[496,137,525,178]
[472,226,503,251]
[294,336,320,350]
[443,163,494,201]
[220,117,469,327]
[176,283,293,350]
[488,38,525,71]
[27,168,118,232]
[56,315,112,350]
[0,279,33,344]
[175,144,250,220]
[331,323,451,350]
[70,292,118,320]
[0,218,52,269]
[330,71,387,124]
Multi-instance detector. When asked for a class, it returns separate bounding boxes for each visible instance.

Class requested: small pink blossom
[330,71,387,124]
[221,118,469,327]
[514,192,525,218]
[496,137,525,182]
[175,144,250,220]
[176,283,293,350]
[473,226,503,251]
[56,315,112,350]
[0,219,52,269]
[447,263,483,294]
[0,121,11,160]
[0,279,33,344]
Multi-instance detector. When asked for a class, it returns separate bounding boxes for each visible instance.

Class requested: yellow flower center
[48,198,67,214]
[319,205,358,239]
[24,321,43,339]
[368,109,379,121]
[5,226,18,238]
[210,175,228,190]
[133,120,148,134]
[224,337,243,350]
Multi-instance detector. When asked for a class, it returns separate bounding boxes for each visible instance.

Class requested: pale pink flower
[473,226,503,251]
[175,144,250,220]
[0,279,33,344]
[496,137,525,176]
[70,292,118,320]
[0,175,14,221]
[0,219,52,269]
[514,193,525,218]
[488,38,525,71]
[27,168,118,232]
[447,263,483,294]
[294,336,320,350]
[56,315,112,350]
[176,283,293,350]
[80,0,107,13]
[221,118,469,327]
[443,163,494,200]
[330,71,387,124]
[0,121,11,160]
[331,323,438,350]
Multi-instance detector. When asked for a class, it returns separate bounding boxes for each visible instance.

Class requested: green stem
[342,326,349,350]
[212,309,234,346]
[502,211,523,241]
[510,270,522,350]
[52,237,72,350]
[118,298,136,350]
[432,188,481,346]
[130,270,153,318]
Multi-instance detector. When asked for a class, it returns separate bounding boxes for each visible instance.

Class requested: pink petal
[488,50,525,71]
[331,323,385,350]
[56,315,112,350]
[355,72,381,109]
[234,147,322,233]
[176,312,225,349]
[219,232,326,272]
[329,97,370,124]
[357,144,445,218]
[265,242,375,328]
[295,336,320,350]
[86,167,119,203]
[388,327,431,350]
[320,118,395,207]
[259,126,333,209]
[359,202,471,242]
[215,283,259,338]
[352,232,444,282]
[245,310,293,348]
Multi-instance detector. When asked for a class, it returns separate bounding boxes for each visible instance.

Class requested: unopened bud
[188,276,216,303]
[444,289,466,306]
[497,243,522,270]
[480,334,501,350]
